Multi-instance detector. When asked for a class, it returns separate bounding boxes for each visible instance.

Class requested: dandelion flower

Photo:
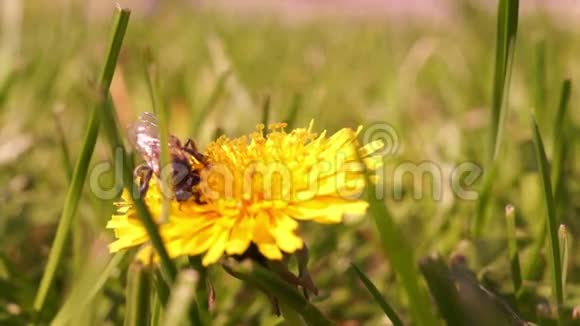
[107,121,383,266]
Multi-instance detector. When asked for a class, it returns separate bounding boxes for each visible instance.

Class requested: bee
[128,112,207,202]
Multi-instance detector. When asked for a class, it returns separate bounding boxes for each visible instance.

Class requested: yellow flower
[107,121,383,266]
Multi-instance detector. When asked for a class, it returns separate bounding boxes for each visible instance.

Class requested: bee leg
[134,164,153,198]
[183,138,206,163]
[183,138,196,151]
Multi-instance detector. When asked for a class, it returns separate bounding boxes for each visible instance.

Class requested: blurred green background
[0,1,579,324]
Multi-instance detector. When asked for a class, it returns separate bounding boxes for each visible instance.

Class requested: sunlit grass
[0,1,579,325]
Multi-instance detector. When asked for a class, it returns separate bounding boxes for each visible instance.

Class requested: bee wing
[128,112,162,173]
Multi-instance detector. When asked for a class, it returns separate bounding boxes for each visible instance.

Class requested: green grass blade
[523,225,547,282]
[101,96,177,285]
[360,153,439,325]
[285,93,302,129]
[153,269,171,308]
[150,289,163,326]
[144,62,171,224]
[533,40,546,129]
[261,94,271,127]
[187,256,212,324]
[51,107,73,180]
[490,0,518,161]
[163,269,202,326]
[551,80,571,198]
[52,106,82,277]
[124,262,151,326]
[419,254,466,326]
[471,164,496,237]
[558,225,569,302]
[350,263,404,326]
[192,69,231,136]
[32,7,131,317]
[472,0,519,237]
[504,204,522,296]
[0,67,20,105]
[531,118,563,323]
[525,80,571,283]
[51,251,126,326]
[222,261,333,326]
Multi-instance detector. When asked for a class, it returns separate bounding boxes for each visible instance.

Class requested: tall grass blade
[32,7,131,317]
[52,106,83,277]
[124,262,151,326]
[261,94,271,127]
[0,0,22,80]
[531,118,563,323]
[285,93,302,129]
[51,251,126,326]
[153,269,170,308]
[551,80,571,204]
[472,0,519,237]
[524,80,571,281]
[101,96,177,285]
[144,62,171,223]
[0,67,19,105]
[187,256,212,324]
[533,40,546,130]
[51,107,73,180]
[471,164,496,237]
[489,0,518,161]
[523,225,547,282]
[359,153,439,325]
[504,204,522,295]
[350,263,404,326]
[150,290,163,326]
[163,269,202,326]
[192,69,231,136]
[558,225,569,302]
